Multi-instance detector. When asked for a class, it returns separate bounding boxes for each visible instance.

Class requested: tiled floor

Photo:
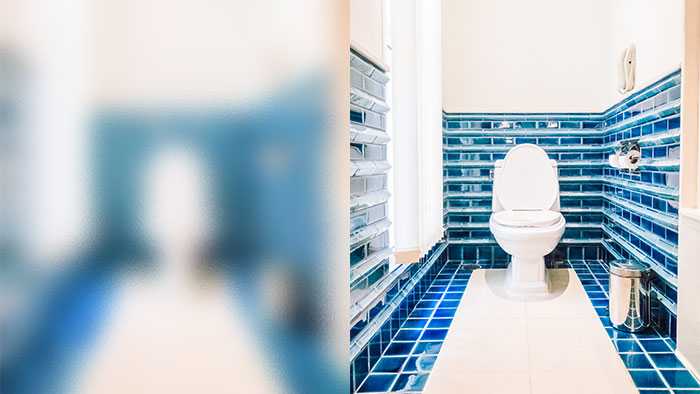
[354,259,700,393]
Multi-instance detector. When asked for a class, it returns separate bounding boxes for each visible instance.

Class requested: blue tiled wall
[443,113,607,263]
[599,70,681,341]
[350,243,449,393]
[442,69,682,341]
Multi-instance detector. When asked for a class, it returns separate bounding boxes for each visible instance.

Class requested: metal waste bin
[609,259,651,332]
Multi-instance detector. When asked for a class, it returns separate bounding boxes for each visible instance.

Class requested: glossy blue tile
[427,318,453,328]
[395,329,422,341]
[620,353,654,369]
[614,339,643,353]
[373,357,406,373]
[357,374,397,392]
[416,300,438,309]
[413,341,442,355]
[385,342,415,356]
[392,373,429,391]
[433,308,457,318]
[630,370,667,389]
[403,318,429,329]
[439,300,460,308]
[402,356,419,372]
[420,329,448,341]
[649,353,685,369]
[640,339,672,353]
[661,370,700,388]
[410,309,434,318]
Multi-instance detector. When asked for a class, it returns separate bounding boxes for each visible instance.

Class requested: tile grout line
[355,261,463,393]
[357,259,698,393]
[581,260,675,391]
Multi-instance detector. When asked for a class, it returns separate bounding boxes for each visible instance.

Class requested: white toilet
[489,144,566,297]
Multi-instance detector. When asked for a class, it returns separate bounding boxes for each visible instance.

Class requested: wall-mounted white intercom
[618,44,636,94]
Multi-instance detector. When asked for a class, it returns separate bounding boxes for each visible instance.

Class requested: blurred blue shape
[2,76,345,393]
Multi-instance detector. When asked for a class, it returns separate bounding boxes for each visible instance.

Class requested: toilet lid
[493,210,562,228]
[497,144,558,210]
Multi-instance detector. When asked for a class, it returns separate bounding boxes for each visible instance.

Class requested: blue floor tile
[433,308,456,318]
[402,356,419,372]
[417,355,437,371]
[439,300,460,308]
[639,339,672,353]
[427,318,452,328]
[591,299,608,307]
[373,357,406,373]
[442,293,462,300]
[608,328,634,339]
[620,353,654,369]
[357,374,397,392]
[613,339,643,353]
[649,353,685,369]
[416,300,438,309]
[661,370,700,389]
[413,341,442,355]
[420,329,448,341]
[392,373,429,392]
[635,330,662,339]
[395,329,422,341]
[403,319,429,329]
[385,342,415,356]
[409,309,433,318]
[630,370,667,388]
[586,291,606,299]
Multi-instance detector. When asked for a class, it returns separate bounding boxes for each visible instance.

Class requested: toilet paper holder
[609,140,640,173]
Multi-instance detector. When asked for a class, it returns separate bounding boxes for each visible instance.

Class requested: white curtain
[391,0,444,263]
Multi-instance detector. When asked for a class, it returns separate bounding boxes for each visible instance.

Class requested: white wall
[609,0,684,103]
[678,213,700,377]
[678,0,700,377]
[351,0,386,67]
[442,0,613,113]
[442,0,684,113]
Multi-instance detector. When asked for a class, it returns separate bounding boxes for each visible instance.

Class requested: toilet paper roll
[618,154,630,169]
[608,154,620,168]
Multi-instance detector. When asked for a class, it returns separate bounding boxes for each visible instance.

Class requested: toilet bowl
[489,144,566,297]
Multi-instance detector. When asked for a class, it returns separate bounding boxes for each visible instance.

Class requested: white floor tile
[422,268,637,394]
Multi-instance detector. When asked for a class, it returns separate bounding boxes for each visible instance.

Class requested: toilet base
[505,256,550,298]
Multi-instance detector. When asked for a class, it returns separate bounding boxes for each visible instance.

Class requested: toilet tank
[491,159,560,213]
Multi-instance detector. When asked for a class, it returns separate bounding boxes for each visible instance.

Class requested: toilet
[489,144,566,297]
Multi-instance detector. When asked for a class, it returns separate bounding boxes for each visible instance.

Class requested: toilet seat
[492,210,563,228]
[496,144,558,211]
